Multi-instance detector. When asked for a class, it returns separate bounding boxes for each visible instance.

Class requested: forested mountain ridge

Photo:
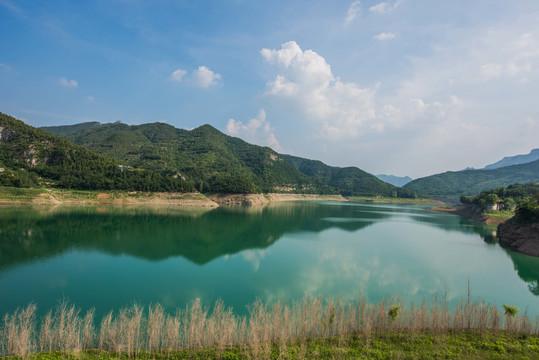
[42,120,412,197]
[43,121,325,193]
[281,154,415,197]
[0,112,193,191]
[404,160,539,196]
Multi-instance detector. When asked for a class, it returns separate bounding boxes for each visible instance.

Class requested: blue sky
[1,0,538,178]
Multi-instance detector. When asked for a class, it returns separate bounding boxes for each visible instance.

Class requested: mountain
[0,112,193,191]
[280,155,416,197]
[483,149,539,170]
[43,121,412,197]
[375,174,413,187]
[43,121,326,194]
[404,160,539,196]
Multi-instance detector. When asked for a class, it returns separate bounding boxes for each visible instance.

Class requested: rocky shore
[497,220,539,257]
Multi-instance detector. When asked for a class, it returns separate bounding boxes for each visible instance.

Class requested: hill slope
[0,112,193,191]
[43,122,327,194]
[43,121,408,197]
[280,155,414,197]
[404,160,539,196]
[483,148,539,170]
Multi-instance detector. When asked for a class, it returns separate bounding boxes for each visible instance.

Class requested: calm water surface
[1,201,538,317]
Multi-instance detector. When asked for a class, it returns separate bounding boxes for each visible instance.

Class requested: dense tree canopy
[43,120,415,197]
[0,112,193,192]
[405,162,539,197]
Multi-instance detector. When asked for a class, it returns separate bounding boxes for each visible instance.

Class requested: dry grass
[1,293,538,357]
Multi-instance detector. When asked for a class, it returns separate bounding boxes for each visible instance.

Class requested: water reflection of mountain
[403,207,539,297]
[404,208,498,243]
[506,251,539,296]
[0,202,387,269]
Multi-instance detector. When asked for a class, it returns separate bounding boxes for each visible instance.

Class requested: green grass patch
[485,210,515,218]
[0,186,46,201]
[4,331,539,360]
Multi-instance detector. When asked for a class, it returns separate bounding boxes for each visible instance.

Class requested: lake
[1,201,538,318]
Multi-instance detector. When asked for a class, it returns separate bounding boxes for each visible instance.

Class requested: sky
[0,0,538,179]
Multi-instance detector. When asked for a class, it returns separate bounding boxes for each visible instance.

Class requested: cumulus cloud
[261,41,378,139]
[345,1,361,25]
[191,66,221,88]
[168,66,221,88]
[169,69,187,82]
[374,32,397,41]
[369,0,403,14]
[59,77,78,88]
[226,109,283,152]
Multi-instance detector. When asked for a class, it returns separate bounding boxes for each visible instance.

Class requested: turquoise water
[0,201,538,317]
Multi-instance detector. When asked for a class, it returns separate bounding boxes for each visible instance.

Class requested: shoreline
[347,196,443,205]
[430,204,513,225]
[0,187,442,207]
[0,187,350,207]
[0,188,219,207]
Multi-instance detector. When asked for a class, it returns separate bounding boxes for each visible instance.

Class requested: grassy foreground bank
[2,331,539,359]
[2,293,539,359]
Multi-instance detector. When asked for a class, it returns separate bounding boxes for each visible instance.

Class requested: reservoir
[1,201,538,318]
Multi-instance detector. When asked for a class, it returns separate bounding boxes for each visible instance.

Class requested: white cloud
[261,41,378,139]
[345,1,361,25]
[59,77,78,88]
[369,0,402,14]
[191,66,221,88]
[374,32,397,41]
[226,109,284,152]
[86,96,95,102]
[169,68,187,82]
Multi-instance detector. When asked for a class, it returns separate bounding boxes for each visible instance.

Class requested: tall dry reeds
[1,293,538,357]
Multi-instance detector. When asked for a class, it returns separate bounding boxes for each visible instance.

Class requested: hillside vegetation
[0,112,193,192]
[282,155,416,197]
[460,183,539,212]
[404,161,539,196]
[43,121,411,197]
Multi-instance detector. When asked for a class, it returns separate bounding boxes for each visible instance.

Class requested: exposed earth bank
[208,193,347,206]
[497,221,539,257]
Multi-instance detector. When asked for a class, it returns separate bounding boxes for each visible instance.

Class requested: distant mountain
[483,149,539,170]
[0,112,193,191]
[404,160,539,196]
[43,121,413,197]
[375,174,413,187]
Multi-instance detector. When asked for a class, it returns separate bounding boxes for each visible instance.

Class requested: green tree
[485,193,499,205]
[504,197,516,211]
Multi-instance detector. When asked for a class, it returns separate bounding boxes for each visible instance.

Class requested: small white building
[486,200,504,211]
[0,168,4,173]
